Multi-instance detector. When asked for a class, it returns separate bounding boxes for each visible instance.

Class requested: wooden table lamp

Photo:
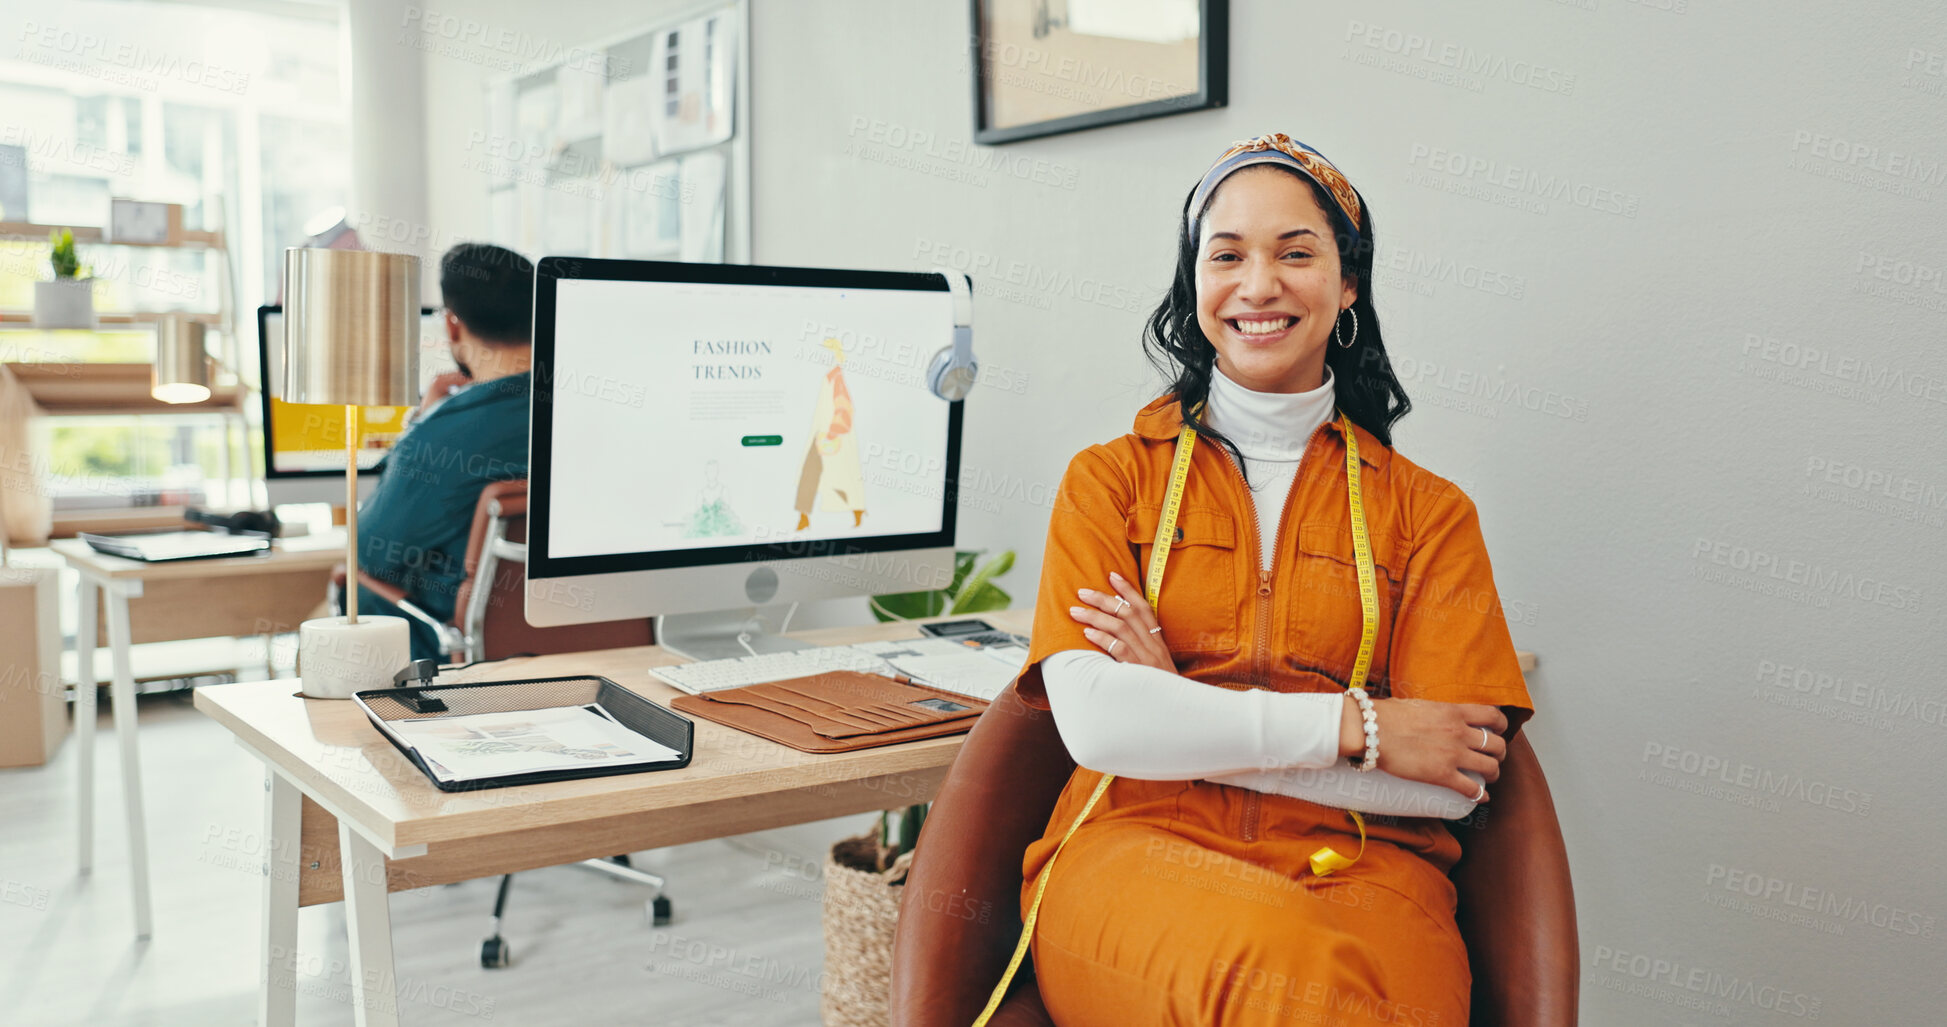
[282,247,420,699]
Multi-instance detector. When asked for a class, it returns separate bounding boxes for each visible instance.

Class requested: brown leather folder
[669,671,988,753]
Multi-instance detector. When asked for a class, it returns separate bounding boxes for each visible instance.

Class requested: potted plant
[868,548,1015,621]
[821,550,1016,1024]
[33,228,96,329]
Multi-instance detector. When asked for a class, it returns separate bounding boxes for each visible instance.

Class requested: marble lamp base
[298,615,411,700]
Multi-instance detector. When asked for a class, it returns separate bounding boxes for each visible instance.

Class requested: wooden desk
[52,535,344,940]
[194,609,1031,1027]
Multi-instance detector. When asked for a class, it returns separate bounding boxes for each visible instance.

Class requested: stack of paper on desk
[854,638,1030,702]
[387,705,685,785]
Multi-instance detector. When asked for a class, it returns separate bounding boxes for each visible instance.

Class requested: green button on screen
[742,435,783,447]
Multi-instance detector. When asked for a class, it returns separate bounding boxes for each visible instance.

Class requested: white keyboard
[649,646,895,695]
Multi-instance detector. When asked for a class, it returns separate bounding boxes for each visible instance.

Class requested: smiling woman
[1195,167,1359,394]
[991,133,1536,1026]
[1151,133,1410,457]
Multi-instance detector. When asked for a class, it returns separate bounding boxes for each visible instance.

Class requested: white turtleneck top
[1040,367,1345,781]
[1204,365,1338,569]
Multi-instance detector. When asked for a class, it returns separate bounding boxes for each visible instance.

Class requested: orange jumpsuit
[1013,396,1534,1027]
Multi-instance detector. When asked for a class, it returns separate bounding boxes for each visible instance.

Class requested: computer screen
[527,258,963,625]
[256,305,456,477]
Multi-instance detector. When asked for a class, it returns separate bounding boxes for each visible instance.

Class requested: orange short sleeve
[1014,446,1139,710]
[1388,484,1534,732]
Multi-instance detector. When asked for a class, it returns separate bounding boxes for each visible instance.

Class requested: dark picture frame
[972,0,1227,145]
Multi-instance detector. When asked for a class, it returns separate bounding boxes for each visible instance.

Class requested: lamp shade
[282,248,420,407]
[151,313,211,404]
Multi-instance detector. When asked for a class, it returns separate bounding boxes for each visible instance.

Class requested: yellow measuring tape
[971,412,1379,1025]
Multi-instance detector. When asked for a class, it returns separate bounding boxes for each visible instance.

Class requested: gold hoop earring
[1335,308,1358,349]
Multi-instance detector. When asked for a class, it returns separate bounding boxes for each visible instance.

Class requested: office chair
[889,685,1580,1026]
[335,480,664,968]
[346,480,652,665]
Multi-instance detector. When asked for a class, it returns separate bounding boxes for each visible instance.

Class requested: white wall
[416,1,1947,1021]
[346,0,428,257]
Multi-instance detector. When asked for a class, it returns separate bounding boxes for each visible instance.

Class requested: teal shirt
[357,372,529,655]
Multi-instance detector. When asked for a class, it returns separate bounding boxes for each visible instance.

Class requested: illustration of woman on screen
[793,336,868,530]
[683,459,745,538]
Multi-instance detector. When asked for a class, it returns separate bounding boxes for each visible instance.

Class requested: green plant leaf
[983,549,1015,579]
[946,550,978,596]
[950,581,1011,614]
[49,227,82,279]
[900,804,926,850]
[869,589,947,622]
[871,548,1014,621]
[948,550,1015,613]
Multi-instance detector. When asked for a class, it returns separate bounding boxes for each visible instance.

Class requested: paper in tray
[354,675,694,792]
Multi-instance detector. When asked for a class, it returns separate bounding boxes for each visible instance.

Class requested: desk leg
[260,770,299,1027]
[104,588,153,939]
[339,823,399,1027]
[75,575,98,876]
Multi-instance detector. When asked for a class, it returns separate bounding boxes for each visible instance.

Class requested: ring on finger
[1478,726,1490,751]
[1107,637,1120,655]
[1114,597,1129,614]
[1472,782,1487,803]
[1148,626,1163,634]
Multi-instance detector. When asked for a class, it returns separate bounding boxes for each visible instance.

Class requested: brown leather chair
[345,479,653,662]
[891,686,1579,1026]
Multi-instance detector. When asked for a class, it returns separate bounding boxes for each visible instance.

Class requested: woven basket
[821,834,914,1027]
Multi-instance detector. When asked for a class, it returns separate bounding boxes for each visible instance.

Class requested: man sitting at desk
[351,242,532,661]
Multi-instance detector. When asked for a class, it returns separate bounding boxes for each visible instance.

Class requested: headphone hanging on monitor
[926,269,977,402]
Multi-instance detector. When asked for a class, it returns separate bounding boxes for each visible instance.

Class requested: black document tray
[354,674,694,792]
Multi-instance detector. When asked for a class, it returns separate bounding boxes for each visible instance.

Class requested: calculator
[919,619,1027,648]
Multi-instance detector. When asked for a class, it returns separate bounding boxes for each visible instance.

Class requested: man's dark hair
[439,242,534,346]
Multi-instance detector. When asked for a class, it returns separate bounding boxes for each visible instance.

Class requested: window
[258,114,349,301]
[0,1,347,513]
[40,414,235,510]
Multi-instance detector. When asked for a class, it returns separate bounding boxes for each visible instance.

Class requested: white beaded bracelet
[1350,686,1379,771]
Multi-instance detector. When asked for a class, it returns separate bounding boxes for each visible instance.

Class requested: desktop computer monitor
[257,304,457,505]
[526,258,964,658]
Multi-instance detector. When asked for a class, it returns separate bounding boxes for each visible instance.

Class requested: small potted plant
[868,548,1015,621]
[33,228,96,329]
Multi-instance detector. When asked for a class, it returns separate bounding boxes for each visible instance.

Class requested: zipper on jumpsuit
[1205,418,1334,843]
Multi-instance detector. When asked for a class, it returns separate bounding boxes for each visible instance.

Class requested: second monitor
[527,258,968,658]
[257,304,458,505]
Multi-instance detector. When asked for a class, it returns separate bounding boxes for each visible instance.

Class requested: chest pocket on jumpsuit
[1289,522,1406,692]
[1124,505,1238,655]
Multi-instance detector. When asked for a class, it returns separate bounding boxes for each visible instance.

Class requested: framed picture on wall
[972,0,1226,145]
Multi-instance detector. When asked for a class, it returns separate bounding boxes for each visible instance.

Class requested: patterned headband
[1187,133,1365,244]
